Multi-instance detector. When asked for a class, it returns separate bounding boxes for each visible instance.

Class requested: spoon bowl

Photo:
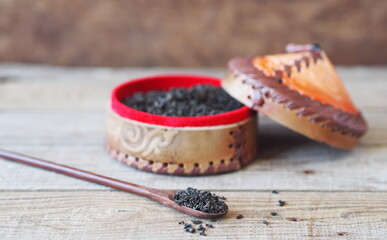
[145,188,227,218]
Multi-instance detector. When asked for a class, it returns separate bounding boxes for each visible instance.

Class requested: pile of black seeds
[173,187,228,214]
[175,189,291,236]
[122,84,243,117]
[179,219,216,236]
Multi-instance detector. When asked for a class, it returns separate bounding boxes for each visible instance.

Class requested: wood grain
[0,65,386,239]
[0,126,386,191]
[0,65,385,109]
[0,191,386,239]
[0,0,387,67]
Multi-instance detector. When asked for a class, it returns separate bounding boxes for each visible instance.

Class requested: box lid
[221,43,367,149]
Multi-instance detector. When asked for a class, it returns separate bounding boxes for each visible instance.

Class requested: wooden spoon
[0,149,227,219]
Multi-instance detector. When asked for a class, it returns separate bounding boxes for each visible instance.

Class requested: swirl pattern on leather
[120,122,179,158]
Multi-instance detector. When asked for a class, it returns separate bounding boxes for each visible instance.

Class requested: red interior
[111,75,254,127]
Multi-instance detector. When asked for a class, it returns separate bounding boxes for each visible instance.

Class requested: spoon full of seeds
[0,149,228,219]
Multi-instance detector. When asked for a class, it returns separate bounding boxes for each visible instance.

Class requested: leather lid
[221,43,367,149]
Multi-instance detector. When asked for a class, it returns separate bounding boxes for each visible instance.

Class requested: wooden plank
[0,108,385,145]
[0,118,386,192]
[0,65,386,109]
[0,108,386,191]
[0,65,387,239]
[1,1,387,66]
[0,191,386,239]
[0,65,221,109]
[0,66,386,191]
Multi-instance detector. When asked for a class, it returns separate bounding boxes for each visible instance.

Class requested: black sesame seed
[272,190,279,194]
[262,220,269,225]
[236,215,243,219]
[311,43,321,51]
[185,227,196,233]
[210,219,217,222]
[198,225,204,231]
[205,224,214,228]
[122,84,243,117]
[192,220,203,225]
[178,221,185,225]
[270,212,278,216]
[288,218,302,222]
[184,223,193,229]
[174,187,228,214]
[199,230,206,236]
[278,200,286,206]
[217,196,227,200]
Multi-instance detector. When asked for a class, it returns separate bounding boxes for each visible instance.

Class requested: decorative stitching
[230,125,246,167]
[229,53,367,137]
[106,144,249,176]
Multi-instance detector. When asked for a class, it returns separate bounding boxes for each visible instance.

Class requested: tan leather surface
[106,110,258,175]
[253,52,357,114]
[223,70,362,149]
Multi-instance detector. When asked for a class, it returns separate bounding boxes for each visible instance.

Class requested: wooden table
[0,65,386,239]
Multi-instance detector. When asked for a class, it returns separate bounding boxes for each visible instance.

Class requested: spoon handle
[0,149,160,199]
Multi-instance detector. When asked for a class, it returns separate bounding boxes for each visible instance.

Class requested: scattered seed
[184,223,193,229]
[272,190,279,194]
[311,43,321,51]
[236,215,243,219]
[262,220,269,225]
[199,230,206,236]
[287,217,304,222]
[178,221,185,225]
[337,232,349,236]
[205,224,214,228]
[185,227,196,233]
[198,225,205,231]
[270,212,278,216]
[278,200,286,206]
[210,219,217,222]
[303,169,316,174]
[192,220,203,225]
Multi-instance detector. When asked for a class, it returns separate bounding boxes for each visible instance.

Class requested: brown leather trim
[226,56,367,138]
[106,143,253,176]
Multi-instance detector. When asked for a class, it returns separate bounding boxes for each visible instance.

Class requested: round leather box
[106,75,258,175]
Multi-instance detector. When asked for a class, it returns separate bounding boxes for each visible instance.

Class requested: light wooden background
[0,65,386,239]
[1,0,387,66]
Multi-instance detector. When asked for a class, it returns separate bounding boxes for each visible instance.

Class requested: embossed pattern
[107,110,257,175]
[120,123,179,158]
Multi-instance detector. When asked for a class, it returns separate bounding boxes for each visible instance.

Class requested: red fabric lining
[111,74,253,127]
